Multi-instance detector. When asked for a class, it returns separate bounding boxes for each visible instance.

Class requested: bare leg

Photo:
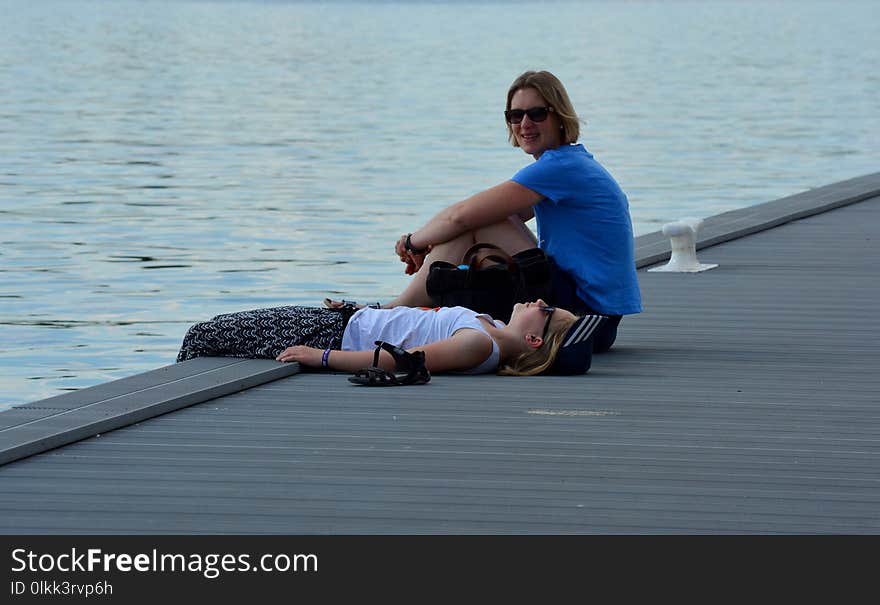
[385,216,538,308]
[474,214,539,252]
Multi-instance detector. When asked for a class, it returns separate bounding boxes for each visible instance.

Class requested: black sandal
[348,341,431,386]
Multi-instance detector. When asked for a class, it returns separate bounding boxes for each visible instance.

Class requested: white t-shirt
[341,306,502,374]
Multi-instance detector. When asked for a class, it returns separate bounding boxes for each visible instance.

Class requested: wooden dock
[1,172,878,534]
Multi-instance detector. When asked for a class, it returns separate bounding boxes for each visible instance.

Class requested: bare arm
[397,180,543,257]
[417,329,494,373]
[276,329,494,374]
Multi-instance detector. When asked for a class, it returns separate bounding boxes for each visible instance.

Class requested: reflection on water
[1,0,879,408]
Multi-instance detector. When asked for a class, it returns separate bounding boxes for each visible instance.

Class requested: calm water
[1,0,878,409]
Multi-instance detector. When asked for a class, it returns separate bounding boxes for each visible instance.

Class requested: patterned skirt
[176,305,354,362]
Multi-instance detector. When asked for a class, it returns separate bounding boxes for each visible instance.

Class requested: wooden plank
[6,357,245,416]
[0,358,300,466]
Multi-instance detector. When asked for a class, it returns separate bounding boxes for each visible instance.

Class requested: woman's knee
[421,232,476,265]
[474,216,538,254]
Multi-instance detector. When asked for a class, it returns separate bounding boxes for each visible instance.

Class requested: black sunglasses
[540,306,557,340]
[504,106,555,124]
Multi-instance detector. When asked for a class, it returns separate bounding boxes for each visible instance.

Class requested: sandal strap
[374,341,407,369]
[346,300,381,309]
[349,341,430,387]
[372,342,383,368]
[373,341,430,385]
[348,367,400,386]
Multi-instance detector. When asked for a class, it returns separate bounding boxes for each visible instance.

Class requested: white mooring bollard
[647,217,718,273]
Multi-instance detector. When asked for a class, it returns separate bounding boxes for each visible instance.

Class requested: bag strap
[462,243,517,273]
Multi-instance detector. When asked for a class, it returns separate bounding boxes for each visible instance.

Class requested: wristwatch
[405,233,427,254]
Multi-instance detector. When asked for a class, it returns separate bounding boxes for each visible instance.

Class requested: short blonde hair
[498,315,576,376]
[506,70,581,147]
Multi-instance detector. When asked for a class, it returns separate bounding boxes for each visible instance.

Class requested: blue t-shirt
[511,144,642,315]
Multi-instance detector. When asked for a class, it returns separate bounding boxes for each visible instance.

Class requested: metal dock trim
[0,358,300,466]
[634,171,880,268]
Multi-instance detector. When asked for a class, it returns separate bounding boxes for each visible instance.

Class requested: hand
[395,233,411,259]
[395,233,430,275]
[404,250,427,274]
[276,345,323,366]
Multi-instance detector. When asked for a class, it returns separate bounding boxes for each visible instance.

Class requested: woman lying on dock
[177,301,607,385]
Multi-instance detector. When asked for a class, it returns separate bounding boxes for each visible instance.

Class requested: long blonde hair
[498,315,576,376]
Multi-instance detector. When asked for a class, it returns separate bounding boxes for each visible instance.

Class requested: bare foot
[323,298,381,310]
[323,298,347,309]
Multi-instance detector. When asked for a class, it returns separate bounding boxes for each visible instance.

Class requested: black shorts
[546,257,622,354]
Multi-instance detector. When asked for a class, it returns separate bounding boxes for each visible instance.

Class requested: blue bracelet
[321,348,332,368]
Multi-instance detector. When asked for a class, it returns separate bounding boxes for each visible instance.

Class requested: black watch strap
[405,233,426,254]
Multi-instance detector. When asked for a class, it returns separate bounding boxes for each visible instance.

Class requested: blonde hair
[498,315,576,376]
[506,70,581,147]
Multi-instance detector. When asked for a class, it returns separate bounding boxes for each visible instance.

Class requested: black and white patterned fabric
[177,305,352,362]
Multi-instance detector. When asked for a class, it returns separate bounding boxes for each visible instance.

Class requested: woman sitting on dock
[177,301,607,384]
[327,70,641,354]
